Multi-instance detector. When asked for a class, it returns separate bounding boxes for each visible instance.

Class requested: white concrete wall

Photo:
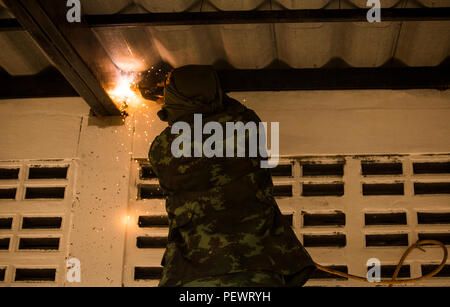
[0,89,449,286]
[0,98,88,160]
[0,98,134,286]
[235,90,450,155]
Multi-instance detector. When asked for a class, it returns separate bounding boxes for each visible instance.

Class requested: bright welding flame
[108,74,141,109]
[109,76,135,99]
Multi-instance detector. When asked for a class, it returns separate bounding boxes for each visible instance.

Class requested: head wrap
[157,65,223,125]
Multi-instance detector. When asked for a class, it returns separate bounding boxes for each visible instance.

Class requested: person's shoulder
[223,95,261,122]
[149,126,172,157]
[151,126,172,144]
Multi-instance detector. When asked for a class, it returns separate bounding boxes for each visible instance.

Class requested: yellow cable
[314,240,448,286]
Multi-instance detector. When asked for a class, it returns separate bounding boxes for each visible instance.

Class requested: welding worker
[143,65,316,287]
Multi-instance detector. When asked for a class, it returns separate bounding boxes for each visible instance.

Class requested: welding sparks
[108,73,143,112]
[109,75,135,99]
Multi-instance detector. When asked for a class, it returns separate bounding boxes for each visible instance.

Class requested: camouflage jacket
[148,96,316,287]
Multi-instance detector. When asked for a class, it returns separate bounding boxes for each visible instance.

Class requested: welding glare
[108,73,141,111]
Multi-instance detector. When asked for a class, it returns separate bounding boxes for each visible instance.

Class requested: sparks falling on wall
[106,70,160,171]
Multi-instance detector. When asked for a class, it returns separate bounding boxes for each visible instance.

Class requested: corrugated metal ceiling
[0,1,52,76]
[0,0,449,77]
[78,0,450,13]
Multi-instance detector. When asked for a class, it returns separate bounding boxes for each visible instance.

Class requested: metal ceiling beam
[2,8,449,31]
[0,65,447,99]
[85,8,450,28]
[217,66,450,91]
[2,0,121,116]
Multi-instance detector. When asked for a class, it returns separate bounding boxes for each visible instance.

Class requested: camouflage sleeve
[148,127,172,179]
